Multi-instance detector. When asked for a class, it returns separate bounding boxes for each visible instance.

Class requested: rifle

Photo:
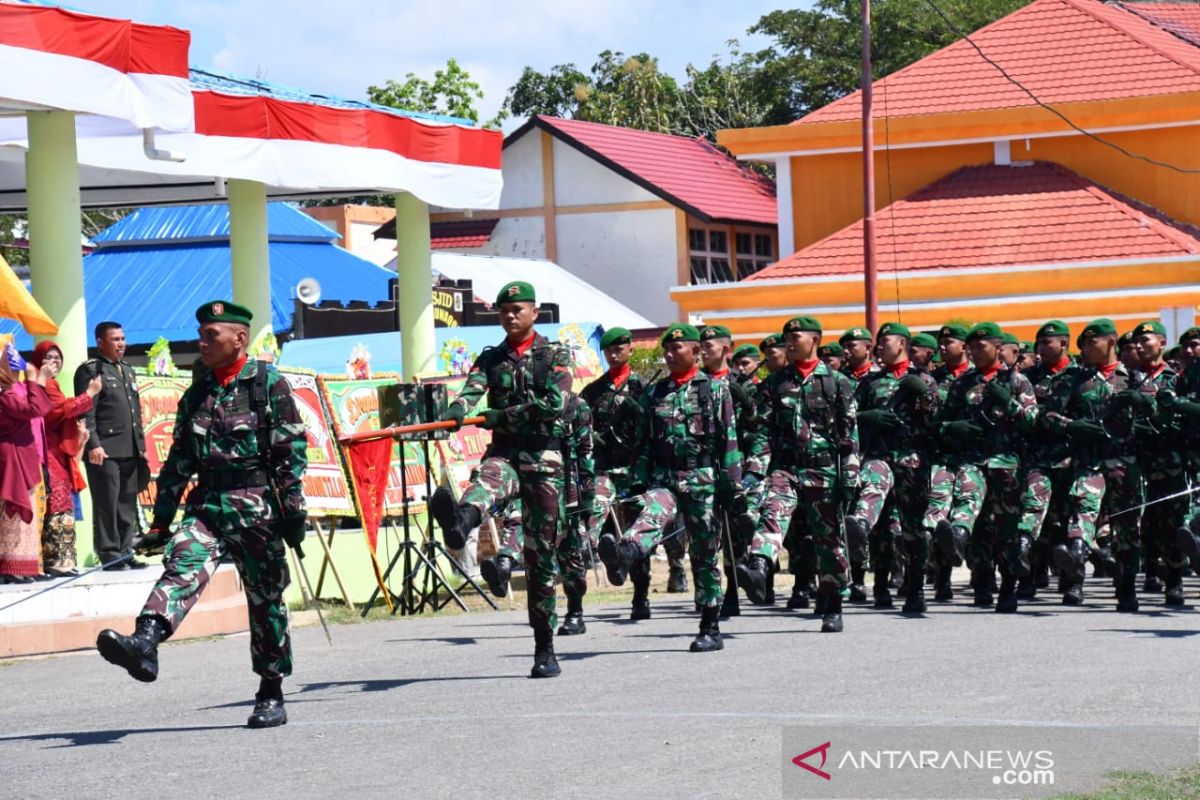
[338,416,486,445]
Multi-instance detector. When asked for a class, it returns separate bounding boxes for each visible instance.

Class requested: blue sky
[77,0,816,129]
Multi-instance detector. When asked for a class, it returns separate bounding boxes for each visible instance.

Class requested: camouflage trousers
[623,467,721,608]
[462,453,564,639]
[497,495,588,600]
[1140,462,1189,570]
[1016,462,1073,546]
[754,467,849,590]
[584,473,620,548]
[141,514,291,679]
[962,466,1028,577]
[1067,459,1143,565]
[852,457,930,574]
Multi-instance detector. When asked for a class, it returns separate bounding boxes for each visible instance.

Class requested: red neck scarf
[708,367,729,380]
[1048,356,1070,375]
[851,360,872,378]
[978,362,1000,381]
[794,358,820,380]
[671,365,699,387]
[1145,360,1167,380]
[1097,361,1119,379]
[946,358,969,378]
[608,362,631,389]
[886,358,910,378]
[214,355,247,387]
[508,332,536,357]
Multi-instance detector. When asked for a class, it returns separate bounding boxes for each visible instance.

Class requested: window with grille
[689,224,775,284]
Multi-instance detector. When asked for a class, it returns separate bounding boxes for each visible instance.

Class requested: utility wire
[922,0,1200,175]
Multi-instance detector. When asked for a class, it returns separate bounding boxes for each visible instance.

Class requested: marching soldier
[96,301,307,729]
[598,323,742,651]
[432,281,573,678]
[740,316,858,632]
[818,342,844,373]
[1018,341,1038,372]
[760,334,789,375]
[1118,331,1140,373]
[1173,355,1200,577]
[999,331,1021,369]
[844,323,939,613]
[908,333,939,371]
[930,322,1038,612]
[731,343,763,381]
[840,327,877,383]
[1040,318,1146,610]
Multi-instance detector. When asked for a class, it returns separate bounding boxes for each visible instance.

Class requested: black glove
[985,380,1011,406]
[440,405,465,430]
[1066,419,1107,444]
[1113,390,1152,412]
[1173,399,1200,422]
[133,526,171,556]
[277,513,308,559]
[477,409,506,430]
[895,374,929,399]
[730,382,755,416]
[942,420,983,440]
[858,408,902,433]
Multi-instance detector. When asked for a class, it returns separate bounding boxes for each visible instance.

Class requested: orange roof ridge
[1063,0,1200,76]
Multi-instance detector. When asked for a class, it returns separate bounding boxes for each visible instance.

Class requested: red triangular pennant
[345,437,393,550]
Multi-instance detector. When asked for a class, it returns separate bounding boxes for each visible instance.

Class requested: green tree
[367,58,485,124]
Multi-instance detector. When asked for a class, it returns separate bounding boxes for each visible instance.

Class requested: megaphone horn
[296,278,322,305]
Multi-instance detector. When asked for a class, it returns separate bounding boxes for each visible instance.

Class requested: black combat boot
[247,677,287,729]
[629,558,651,620]
[1016,576,1037,601]
[430,488,481,550]
[820,589,844,633]
[848,563,868,604]
[1143,560,1164,594]
[690,606,723,652]
[719,574,741,618]
[995,572,1019,613]
[558,593,587,635]
[1176,523,1200,562]
[1091,542,1118,579]
[597,534,633,586]
[1165,567,1186,607]
[530,630,561,678]
[480,554,513,598]
[1053,538,1087,604]
[787,578,810,610]
[666,564,689,593]
[873,567,894,609]
[893,562,907,596]
[96,615,167,683]
[933,563,954,602]
[1115,552,1139,613]
[935,520,967,567]
[736,555,772,605]
[902,567,926,615]
[844,516,869,566]
[971,569,994,608]
[813,590,829,618]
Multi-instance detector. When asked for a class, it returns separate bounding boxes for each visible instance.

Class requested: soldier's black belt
[772,453,834,470]
[491,433,562,452]
[199,468,269,491]
[653,445,713,471]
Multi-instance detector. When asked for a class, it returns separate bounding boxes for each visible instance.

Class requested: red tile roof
[747,161,1200,280]
[1123,2,1200,47]
[430,218,498,250]
[522,116,777,225]
[797,0,1200,125]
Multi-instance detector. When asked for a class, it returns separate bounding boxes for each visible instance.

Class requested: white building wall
[499,131,544,209]
[555,207,679,324]
[464,215,547,260]
[552,138,660,206]
[348,220,400,266]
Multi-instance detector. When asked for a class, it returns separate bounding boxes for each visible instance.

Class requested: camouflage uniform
[620,370,742,610]
[140,359,307,680]
[1132,362,1188,590]
[745,361,858,596]
[922,356,972,595]
[580,367,645,545]
[447,333,573,641]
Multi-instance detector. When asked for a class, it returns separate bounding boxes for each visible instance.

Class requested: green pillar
[394,192,434,378]
[227,179,272,345]
[25,111,87,376]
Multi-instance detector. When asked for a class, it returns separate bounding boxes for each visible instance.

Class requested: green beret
[938,323,968,341]
[759,334,786,352]
[1036,320,1070,340]
[1167,345,1182,359]
[496,280,536,305]
[732,344,760,361]
[1117,331,1133,349]
[1000,331,1020,347]
[1132,320,1166,338]
[196,300,252,326]
[1020,340,1034,353]
[1180,326,1200,344]
[818,342,844,359]
[876,322,910,340]
[1080,318,1117,340]
[839,326,872,345]
[966,321,1003,342]
[660,323,700,345]
[699,324,732,342]
[599,327,632,349]
[782,316,822,335]
[910,332,938,350]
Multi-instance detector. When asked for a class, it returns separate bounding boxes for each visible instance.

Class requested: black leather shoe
[736,555,771,605]
[1165,568,1186,607]
[247,696,287,728]
[872,570,893,609]
[101,562,128,572]
[1115,570,1139,613]
[933,563,953,602]
[629,599,651,620]
[480,554,513,597]
[690,607,723,652]
[665,565,689,593]
[719,585,741,618]
[96,616,167,683]
[430,488,480,550]
[530,638,561,678]
[935,520,966,567]
[995,575,1018,613]
[786,583,810,610]
[597,534,631,586]
[1062,582,1084,605]
[1053,539,1087,583]
[126,558,149,570]
[820,592,843,632]
[1016,577,1036,600]
[557,611,587,635]
[848,564,868,604]
[902,569,927,615]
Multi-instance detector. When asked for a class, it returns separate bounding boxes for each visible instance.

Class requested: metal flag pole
[0,553,133,614]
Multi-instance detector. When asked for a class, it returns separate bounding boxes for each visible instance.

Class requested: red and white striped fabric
[0,2,192,131]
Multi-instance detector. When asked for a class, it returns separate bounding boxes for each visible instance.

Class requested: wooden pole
[862,0,879,334]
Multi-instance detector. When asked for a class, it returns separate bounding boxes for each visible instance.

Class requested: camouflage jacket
[1021,359,1079,468]
[153,359,307,527]
[1173,361,1200,458]
[1131,362,1181,467]
[937,366,1037,468]
[841,361,881,388]
[448,333,573,455]
[747,361,859,486]
[853,364,939,462]
[633,371,742,489]
[706,368,767,476]
[930,361,971,403]
[580,369,644,474]
[1041,362,1145,467]
[560,393,596,507]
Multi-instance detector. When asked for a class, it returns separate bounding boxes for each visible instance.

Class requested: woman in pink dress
[31,341,103,576]
[0,354,54,583]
